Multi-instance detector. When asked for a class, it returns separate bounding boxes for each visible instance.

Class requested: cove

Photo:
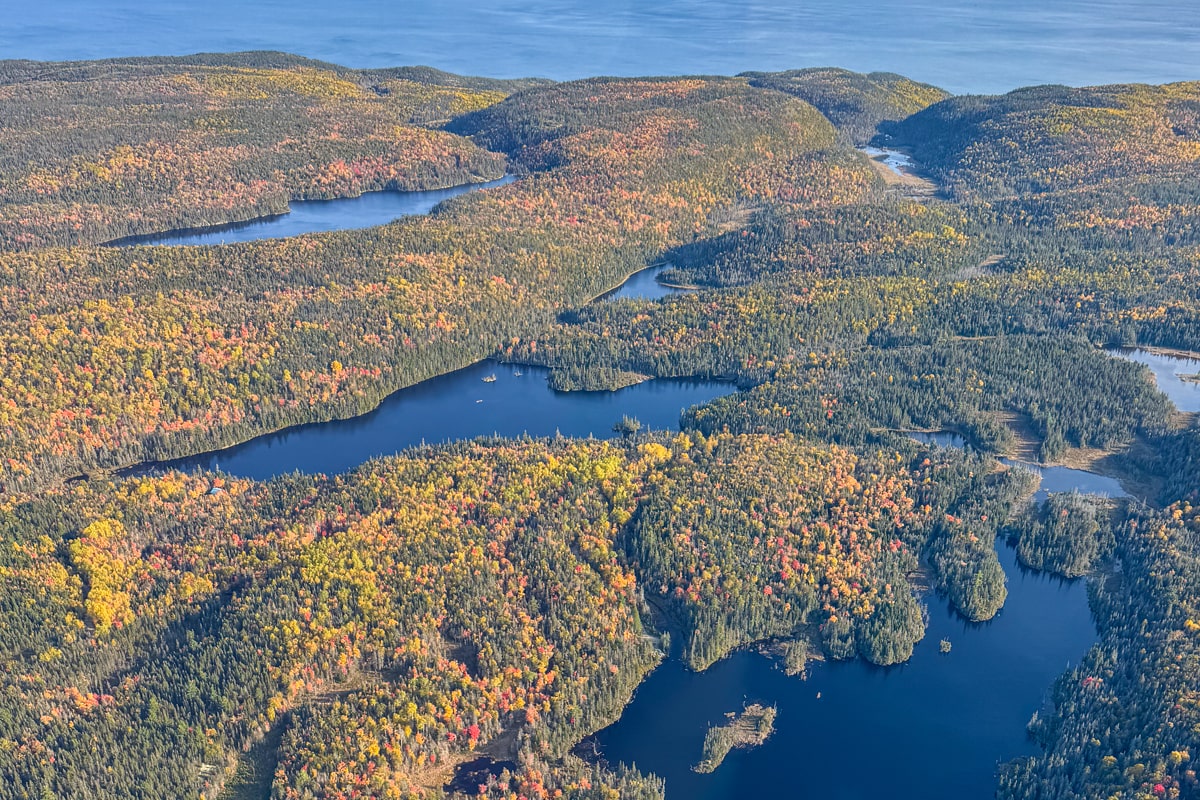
[586,434,1117,800]
[107,175,514,247]
[588,542,1096,800]
[1110,347,1200,413]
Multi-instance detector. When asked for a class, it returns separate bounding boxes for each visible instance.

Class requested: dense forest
[1,52,1200,800]
[999,501,1200,800]
[740,67,949,145]
[0,67,873,491]
[0,432,1014,799]
[0,440,671,799]
[0,53,536,250]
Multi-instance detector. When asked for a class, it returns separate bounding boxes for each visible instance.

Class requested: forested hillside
[741,67,949,144]
[0,440,666,798]
[0,72,875,491]
[0,53,531,250]
[2,54,1200,800]
[0,432,1016,799]
[886,82,1200,200]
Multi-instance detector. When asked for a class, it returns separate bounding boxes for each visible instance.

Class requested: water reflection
[907,430,968,449]
[1110,347,1200,413]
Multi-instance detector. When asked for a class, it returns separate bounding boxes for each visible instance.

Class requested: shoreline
[1120,344,1200,362]
[859,145,938,196]
[69,263,702,489]
[103,173,514,247]
[585,262,692,303]
[905,425,1156,506]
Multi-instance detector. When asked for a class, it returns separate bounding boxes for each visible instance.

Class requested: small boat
[482,374,497,383]
[513,370,523,377]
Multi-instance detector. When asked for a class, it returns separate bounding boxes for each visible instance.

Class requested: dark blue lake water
[171,373,1108,799]
[591,542,1095,800]
[110,176,514,247]
[149,359,729,481]
[599,265,687,302]
[6,1,1199,94]
[596,433,1113,800]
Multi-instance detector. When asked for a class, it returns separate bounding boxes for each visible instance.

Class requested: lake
[589,540,1097,800]
[1001,459,1129,502]
[1111,347,1200,414]
[108,175,515,247]
[139,359,730,481]
[589,433,1122,800]
[6,1,1199,95]
[125,261,707,481]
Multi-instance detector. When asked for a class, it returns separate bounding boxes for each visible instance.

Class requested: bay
[7,1,1200,94]
[589,541,1096,800]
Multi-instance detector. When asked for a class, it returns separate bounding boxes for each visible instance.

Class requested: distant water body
[109,176,514,247]
[6,1,1199,95]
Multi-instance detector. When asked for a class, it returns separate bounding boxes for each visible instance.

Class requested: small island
[547,365,651,392]
[693,703,778,774]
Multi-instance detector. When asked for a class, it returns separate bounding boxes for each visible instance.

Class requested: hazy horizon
[6,0,1200,94]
